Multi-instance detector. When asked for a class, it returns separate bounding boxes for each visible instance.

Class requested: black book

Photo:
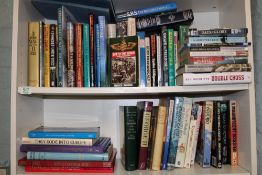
[220,101,230,164]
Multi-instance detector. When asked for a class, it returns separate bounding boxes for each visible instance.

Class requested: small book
[28,126,100,139]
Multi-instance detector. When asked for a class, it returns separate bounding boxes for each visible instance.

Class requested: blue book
[95,24,101,87]
[116,2,177,20]
[167,97,184,170]
[83,23,90,87]
[98,16,107,87]
[137,32,146,87]
[27,144,112,161]
[28,126,100,139]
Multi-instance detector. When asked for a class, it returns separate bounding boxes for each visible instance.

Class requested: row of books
[18,126,117,173]
[120,98,238,171]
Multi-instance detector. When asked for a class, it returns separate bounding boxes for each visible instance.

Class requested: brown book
[75,23,83,87]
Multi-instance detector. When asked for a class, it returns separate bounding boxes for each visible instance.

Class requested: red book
[19,149,117,168]
[89,14,95,87]
[75,23,83,87]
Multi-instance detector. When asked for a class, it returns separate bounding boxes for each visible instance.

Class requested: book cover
[28,126,100,139]
[19,148,117,168]
[136,9,194,30]
[89,14,95,87]
[50,24,57,87]
[75,23,83,87]
[150,33,157,87]
[137,31,146,87]
[189,28,248,36]
[220,101,230,164]
[156,34,163,87]
[27,144,113,161]
[145,37,151,87]
[167,29,175,86]
[43,24,50,87]
[20,137,110,153]
[161,26,168,86]
[188,36,247,45]
[116,2,177,20]
[95,24,101,87]
[229,101,238,166]
[67,22,75,87]
[83,23,90,87]
[109,36,139,87]
[137,101,153,170]
[176,72,252,86]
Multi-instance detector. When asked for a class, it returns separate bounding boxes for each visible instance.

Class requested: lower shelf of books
[16,159,250,175]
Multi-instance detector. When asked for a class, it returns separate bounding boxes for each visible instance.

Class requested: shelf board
[17,160,250,175]
[17,84,249,97]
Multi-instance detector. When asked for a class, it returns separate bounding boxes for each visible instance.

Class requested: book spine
[137,31,146,87]
[168,29,175,86]
[127,18,136,36]
[89,14,95,87]
[107,24,116,38]
[161,99,174,170]
[190,28,248,36]
[136,9,194,30]
[220,101,230,164]
[174,31,178,85]
[161,26,168,86]
[188,36,247,44]
[175,97,192,167]
[145,37,151,87]
[116,2,177,20]
[151,106,167,170]
[177,64,214,75]
[179,25,189,45]
[24,166,114,173]
[74,23,83,87]
[213,63,251,72]
[150,33,157,87]
[116,20,127,37]
[83,24,90,87]
[167,97,184,170]
[156,35,162,87]
[176,72,252,85]
[99,16,107,87]
[95,24,101,87]
[189,50,248,57]
[211,101,222,168]
[50,24,57,87]
[67,22,75,87]
[138,102,153,170]
[229,101,238,166]
[28,22,40,87]
[43,24,50,87]
[39,21,44,87]
[28,132,98,139]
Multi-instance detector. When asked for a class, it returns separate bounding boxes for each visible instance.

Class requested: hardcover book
[229,101,238,166]
[109,36,139,87]
[137,31,146,87]
[28,126,100,139]
[67,22,75,87]
[83,23,90,87]
[43,24,50,87]
[220,101,230,164]
[189,28,248,36]
[50,24,57,87]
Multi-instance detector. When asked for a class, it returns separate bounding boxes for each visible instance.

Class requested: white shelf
[17,160,250,175]
[17,84,249,96]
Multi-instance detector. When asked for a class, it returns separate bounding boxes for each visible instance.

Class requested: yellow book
[44,24,50,87]
[28,22,40,87]
[151,105,167,170]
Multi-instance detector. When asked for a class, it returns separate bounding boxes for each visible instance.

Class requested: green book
[119,106,138,171]
[167,29,175,86]
[83,23,90,87]
[179,25,189,45]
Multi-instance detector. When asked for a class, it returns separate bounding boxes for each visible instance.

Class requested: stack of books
[18,126,117,173]
[176,27,252,85]
[120,98,238,171]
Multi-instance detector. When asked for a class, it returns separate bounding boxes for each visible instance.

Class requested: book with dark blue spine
[95,24,101,87]
[137,32,146,87]
[83,23,90,87]
[116,2,177,21]
[28,126,100,139]
[98,16,107,87]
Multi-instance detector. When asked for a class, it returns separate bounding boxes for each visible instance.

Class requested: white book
[127,17,136,36]
[145,37,151,87]
[189,50,248,57]
[175,97,193,167]
[176,72,252,86]
[156,35,162,86]
[107,24,116,38]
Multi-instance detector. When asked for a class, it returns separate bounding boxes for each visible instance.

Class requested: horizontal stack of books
[176,27,252,85]
[18,126,117,173]
[120,98,238,171]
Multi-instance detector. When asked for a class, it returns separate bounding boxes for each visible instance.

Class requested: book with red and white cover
[176,72,252,85]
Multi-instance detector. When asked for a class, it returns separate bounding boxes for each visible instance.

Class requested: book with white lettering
[176,72,252,85]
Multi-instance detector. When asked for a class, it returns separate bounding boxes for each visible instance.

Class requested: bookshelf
[11,0,256,175]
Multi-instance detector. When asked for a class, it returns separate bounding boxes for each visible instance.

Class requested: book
[95,24,101,87]
[189,50,248,57]
[19,148,117,168]
[137,31,146,87]
[21,137,97,146]
[20,137,111,153]
[156,34,163,87]
[137,101,153,170]
[50,24,57,87]
[115,2,177,20]
[119,106,138,171]
[75,23,83,87]
[151,106,167,170]
[229,101,238,166]
[83,23,90,87]
[127,17,136,36]
[167,29,175,86]
[189,28,248,36]
[109,36,139,87]
[57,6,77,87]
[150,33,157,87]
[27,144,113,161]
[28,21,42,87]
[116,20,127,37]
[220,101,230,164]
[67,22,75,87]
[145,37,151,87]
[28,126,100,139]
[136,9,194,30]
[176,72,252,85]
[108,24,116,38]
[161,26,168,86]
[188,36,247,45]
[89,14,95,87]
[43,24,50,87]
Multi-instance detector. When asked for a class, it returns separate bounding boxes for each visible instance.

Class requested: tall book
[83,23,90,87]
[50,24,57,87]
[137,31,146,87]
[57,6,76,87]
[108,36,139,87]
[137,101,153,169]
[127,17,136,36]
[95,24,101,87]
[67,22,75,87]
[167,29,175,86]
[150,33,157,87]
[161,26,168,86]
[156,34,163,87]
[43,24,50,87]
[75,23,83,87]
[229,101,238,166]
[145,37,151,87]
[119,106,138,171]
[89,14,95,87]
[151,106,167,170]
[220,101,230,164]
